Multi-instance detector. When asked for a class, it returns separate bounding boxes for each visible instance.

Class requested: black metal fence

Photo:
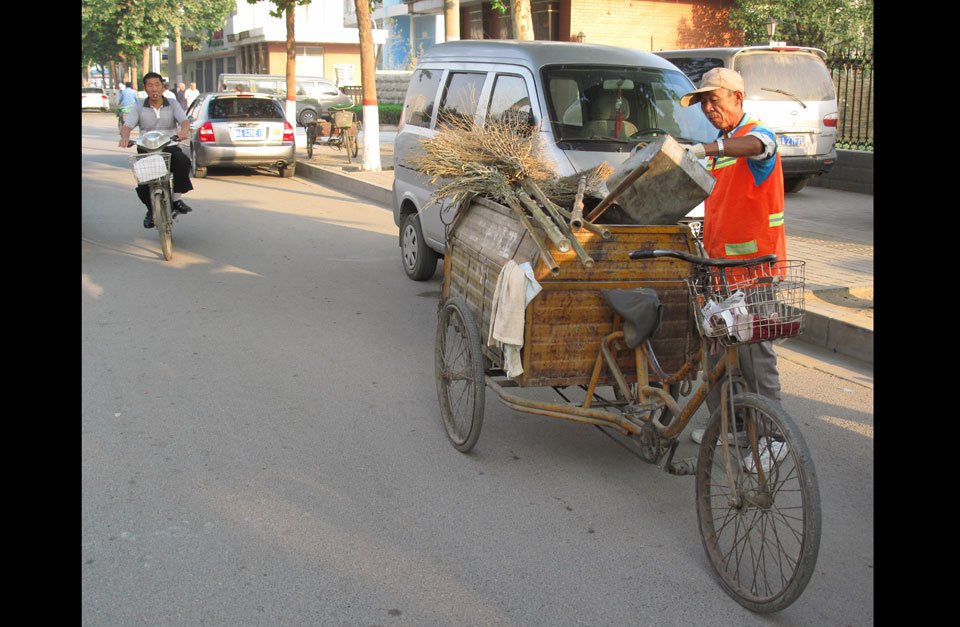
[827,50,873,151]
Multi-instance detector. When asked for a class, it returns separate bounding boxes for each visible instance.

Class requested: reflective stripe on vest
[723,240,760,256]
[769,211,784,228]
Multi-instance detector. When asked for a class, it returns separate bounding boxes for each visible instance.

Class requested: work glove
[686,143,707,160]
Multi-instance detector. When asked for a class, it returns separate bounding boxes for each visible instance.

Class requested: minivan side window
[403,68,443,128]
[486,74,533,128]
[665,57,724,84]
[437,72,486,125]
[254,80,281,95]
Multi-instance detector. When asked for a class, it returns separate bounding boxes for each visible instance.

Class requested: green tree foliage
[729,0,873,55]
[82,0,235,71]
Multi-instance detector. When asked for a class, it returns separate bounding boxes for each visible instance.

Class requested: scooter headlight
[140,131,167,150]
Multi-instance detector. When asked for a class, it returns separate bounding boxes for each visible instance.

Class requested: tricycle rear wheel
[435,297,485,452]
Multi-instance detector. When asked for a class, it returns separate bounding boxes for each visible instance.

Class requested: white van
[392,40,716,280]
[655,46,838,193]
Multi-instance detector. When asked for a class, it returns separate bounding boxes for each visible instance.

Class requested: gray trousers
[705,340,781,414]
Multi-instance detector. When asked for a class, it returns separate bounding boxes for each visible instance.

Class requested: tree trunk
[141,45,150,80]
[513,0,534,40]
[444,0,460,42]
[285,6,297,126]
[354,0,381,171]
[172,25,183,86]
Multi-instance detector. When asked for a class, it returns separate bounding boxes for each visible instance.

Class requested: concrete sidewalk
[293,128,873,365]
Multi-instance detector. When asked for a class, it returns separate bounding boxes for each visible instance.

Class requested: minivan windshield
[735,52,836,101]
[542,65,715,147]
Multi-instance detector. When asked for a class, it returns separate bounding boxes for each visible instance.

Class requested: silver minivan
[217,73,353,126]
[392,40,716,280]
[655,46,838,193]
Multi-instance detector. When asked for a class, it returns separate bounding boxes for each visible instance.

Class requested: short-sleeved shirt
[123,96,187,134]
[118,87,138,108]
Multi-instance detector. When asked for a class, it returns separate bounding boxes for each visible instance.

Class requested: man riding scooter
[118,72,195,228]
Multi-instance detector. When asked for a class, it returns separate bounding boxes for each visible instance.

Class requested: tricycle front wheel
[695,392,821,613]
[435,297,485,452]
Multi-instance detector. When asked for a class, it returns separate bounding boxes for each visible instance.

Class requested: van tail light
[198,121,215,142]
[823,113,838,127]
[397,114,403,131]
[282,120,294,143]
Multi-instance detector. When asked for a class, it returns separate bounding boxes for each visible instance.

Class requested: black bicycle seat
[601,288,662,348]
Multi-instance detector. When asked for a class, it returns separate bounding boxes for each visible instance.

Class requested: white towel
[488,261,540,378]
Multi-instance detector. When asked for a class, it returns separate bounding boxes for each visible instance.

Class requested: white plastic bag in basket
[134,154,166,183]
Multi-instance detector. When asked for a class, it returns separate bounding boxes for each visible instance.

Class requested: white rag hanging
[488,260,541,378]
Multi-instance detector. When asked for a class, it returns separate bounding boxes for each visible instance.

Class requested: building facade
[357,0,741,70]
[181,0,388,91]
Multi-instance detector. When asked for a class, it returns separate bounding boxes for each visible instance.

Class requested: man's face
[699,88,743,133]
[145,77,164,101]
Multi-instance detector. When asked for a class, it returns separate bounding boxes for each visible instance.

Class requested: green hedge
[345,103,403,125]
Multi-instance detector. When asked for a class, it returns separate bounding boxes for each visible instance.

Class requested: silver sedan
[185,93,296,178]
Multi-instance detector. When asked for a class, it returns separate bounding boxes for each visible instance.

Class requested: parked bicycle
[304,105,359,163]
[127,131,183,261]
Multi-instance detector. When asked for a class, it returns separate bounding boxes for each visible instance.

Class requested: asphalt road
[82,112,874,625]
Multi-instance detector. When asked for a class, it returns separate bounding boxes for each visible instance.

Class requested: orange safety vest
[703,119,785,263]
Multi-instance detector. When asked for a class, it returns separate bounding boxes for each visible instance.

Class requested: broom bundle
[409,115,615,270]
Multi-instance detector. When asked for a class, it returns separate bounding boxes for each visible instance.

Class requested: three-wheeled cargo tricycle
[434,193,820,613]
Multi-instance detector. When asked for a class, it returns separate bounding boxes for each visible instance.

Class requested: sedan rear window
[209,98,284,120]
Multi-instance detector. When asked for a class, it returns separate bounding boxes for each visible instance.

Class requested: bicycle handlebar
[629,249,778,267]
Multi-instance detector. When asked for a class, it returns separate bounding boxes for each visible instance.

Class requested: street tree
[354,0,381,171]
[512,0,534,40]
[729,0,873,56]
[247,1,311,125]
[488,0,533,39]
[82,0,234,87]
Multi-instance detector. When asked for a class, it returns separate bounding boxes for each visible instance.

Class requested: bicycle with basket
[304,104,360,162]
[435,192,820,613]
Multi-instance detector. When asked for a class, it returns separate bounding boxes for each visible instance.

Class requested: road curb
[296,161,392,207]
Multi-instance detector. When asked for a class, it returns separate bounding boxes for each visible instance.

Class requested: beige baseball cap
[680,67,745,107]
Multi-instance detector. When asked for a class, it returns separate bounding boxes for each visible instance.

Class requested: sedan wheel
[191,145,207,178]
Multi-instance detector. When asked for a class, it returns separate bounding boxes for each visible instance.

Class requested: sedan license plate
[777,134,807,147]
[233,127,263,141]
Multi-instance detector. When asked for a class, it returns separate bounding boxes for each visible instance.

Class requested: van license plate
[777,134,807,146]
[233,128,263,140]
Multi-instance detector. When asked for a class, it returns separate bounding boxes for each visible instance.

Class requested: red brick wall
[569,0,741,50]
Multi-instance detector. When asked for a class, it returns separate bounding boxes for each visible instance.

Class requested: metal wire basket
[332,110,355,129]
[687,260,805,346]
[129,152,171,185]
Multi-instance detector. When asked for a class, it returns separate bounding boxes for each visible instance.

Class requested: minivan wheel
[401,213,439,281]
[298,109,318,126]
[783,176,809,194]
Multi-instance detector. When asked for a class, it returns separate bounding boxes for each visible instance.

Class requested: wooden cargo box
[442,196,700,388]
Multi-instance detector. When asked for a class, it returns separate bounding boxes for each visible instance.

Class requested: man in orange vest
[680,68,786,443]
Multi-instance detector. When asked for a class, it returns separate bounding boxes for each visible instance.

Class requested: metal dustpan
[597,135,716,225]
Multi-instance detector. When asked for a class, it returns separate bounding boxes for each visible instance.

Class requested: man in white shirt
[185,82,200,108]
